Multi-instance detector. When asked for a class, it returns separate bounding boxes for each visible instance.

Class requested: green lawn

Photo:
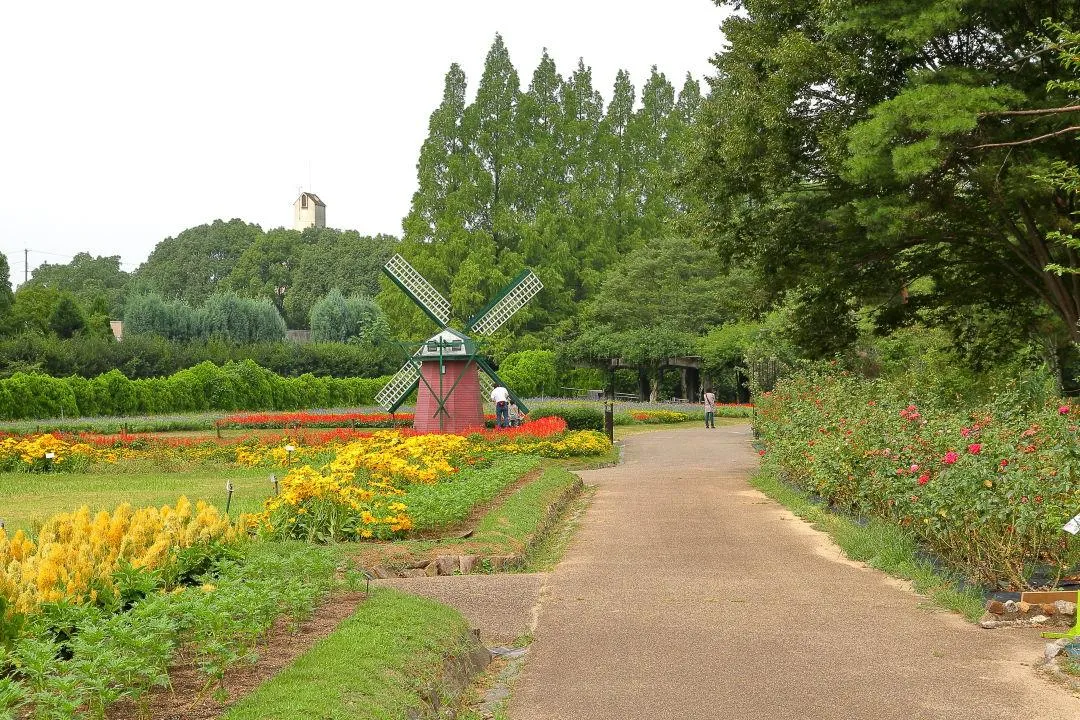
[0,466,276,532]
[613,416,745,438]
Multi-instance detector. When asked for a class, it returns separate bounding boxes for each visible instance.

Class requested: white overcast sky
[0,0,730,285]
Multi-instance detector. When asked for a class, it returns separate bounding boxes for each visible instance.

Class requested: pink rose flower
[942,451,959,465]
[967,443,982,455]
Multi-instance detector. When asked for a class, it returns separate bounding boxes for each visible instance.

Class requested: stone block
[435,555,458,576]
[459,555,478,574]
[1054,600,1077,616]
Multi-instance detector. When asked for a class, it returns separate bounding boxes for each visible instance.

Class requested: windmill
[375,254,544,433]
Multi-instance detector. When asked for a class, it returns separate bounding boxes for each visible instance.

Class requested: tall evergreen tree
[599,71,638,258]
[630,67,678,240]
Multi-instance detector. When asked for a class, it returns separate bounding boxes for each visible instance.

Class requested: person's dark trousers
[706,411,715,428]
[496,402,509,428]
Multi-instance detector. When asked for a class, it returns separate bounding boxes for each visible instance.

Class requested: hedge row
[0,361,391,420]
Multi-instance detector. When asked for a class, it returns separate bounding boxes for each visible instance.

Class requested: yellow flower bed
[244,431,474,542]
[245,464,412,542]
[243,429,612,542]
[0,497,235,619]
[0,433,99,471]
[495,430,612,457]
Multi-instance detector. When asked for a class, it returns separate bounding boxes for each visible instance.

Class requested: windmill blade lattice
[467,270,543,335]
[375,351,422,412]
[384,254,451,327]
[478,371,494,400]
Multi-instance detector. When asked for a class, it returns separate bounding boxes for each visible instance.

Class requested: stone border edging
[407,628,492,719]
[980,598,1078,629]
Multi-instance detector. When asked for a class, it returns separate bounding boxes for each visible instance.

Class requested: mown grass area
[222,588,471,720]
[0,454,546,536]
[472,465,579,560]
[0,466,275,532]
[752,468,986,621]
[522,483,594,572]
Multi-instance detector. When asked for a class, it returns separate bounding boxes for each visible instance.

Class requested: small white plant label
[1063,513,1080,535]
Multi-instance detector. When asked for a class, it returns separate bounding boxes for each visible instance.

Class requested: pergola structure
[604,356,703,402]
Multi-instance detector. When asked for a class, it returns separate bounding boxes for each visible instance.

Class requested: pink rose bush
[754,370,1080,590]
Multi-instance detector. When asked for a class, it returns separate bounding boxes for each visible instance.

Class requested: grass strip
[524,484,594,572]
[472,465,580,558]
[402,454,541,531]
[356,465,582,570]
[752,467,986,621]
[223,588,471,720]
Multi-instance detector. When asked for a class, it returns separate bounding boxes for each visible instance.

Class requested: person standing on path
[491,384,511,428]
[703,388,716,428]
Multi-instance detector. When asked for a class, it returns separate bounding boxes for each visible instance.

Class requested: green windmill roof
[418,328,477,359]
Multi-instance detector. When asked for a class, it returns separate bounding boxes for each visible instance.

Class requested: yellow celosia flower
[0,496,235,619]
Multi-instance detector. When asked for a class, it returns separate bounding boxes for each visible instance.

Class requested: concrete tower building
[293,192,326,231]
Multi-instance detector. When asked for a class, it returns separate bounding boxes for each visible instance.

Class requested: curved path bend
[509,426,1078,720]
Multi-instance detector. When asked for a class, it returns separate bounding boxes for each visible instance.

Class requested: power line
[0,247,140,270]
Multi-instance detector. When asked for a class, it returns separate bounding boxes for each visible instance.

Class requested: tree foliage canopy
[689,1,1080,348]
[385,36,702,342]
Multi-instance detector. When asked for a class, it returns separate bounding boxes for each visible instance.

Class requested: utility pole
[23,249,27,283]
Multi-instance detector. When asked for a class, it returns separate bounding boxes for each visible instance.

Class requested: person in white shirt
[703,389,717,428]
[491,385,511,428]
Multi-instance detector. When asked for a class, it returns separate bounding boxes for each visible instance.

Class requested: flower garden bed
[755,369,1080,591]
[0,415,612,718]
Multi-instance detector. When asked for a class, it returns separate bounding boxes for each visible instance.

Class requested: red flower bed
[76,428,376,449]
[474,415,568,439]
[219,411,413,430]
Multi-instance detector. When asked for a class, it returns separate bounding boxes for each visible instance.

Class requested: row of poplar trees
[383,35,701,340]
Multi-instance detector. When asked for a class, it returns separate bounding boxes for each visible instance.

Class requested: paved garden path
[509,425,1079,720]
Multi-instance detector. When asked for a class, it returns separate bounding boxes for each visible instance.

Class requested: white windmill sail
[375,350,422,411]
[468,270,543,335]
[384,254,451,327]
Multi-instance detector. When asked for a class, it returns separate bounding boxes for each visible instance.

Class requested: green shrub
[529,404,604,431]
[0,362,392,420]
